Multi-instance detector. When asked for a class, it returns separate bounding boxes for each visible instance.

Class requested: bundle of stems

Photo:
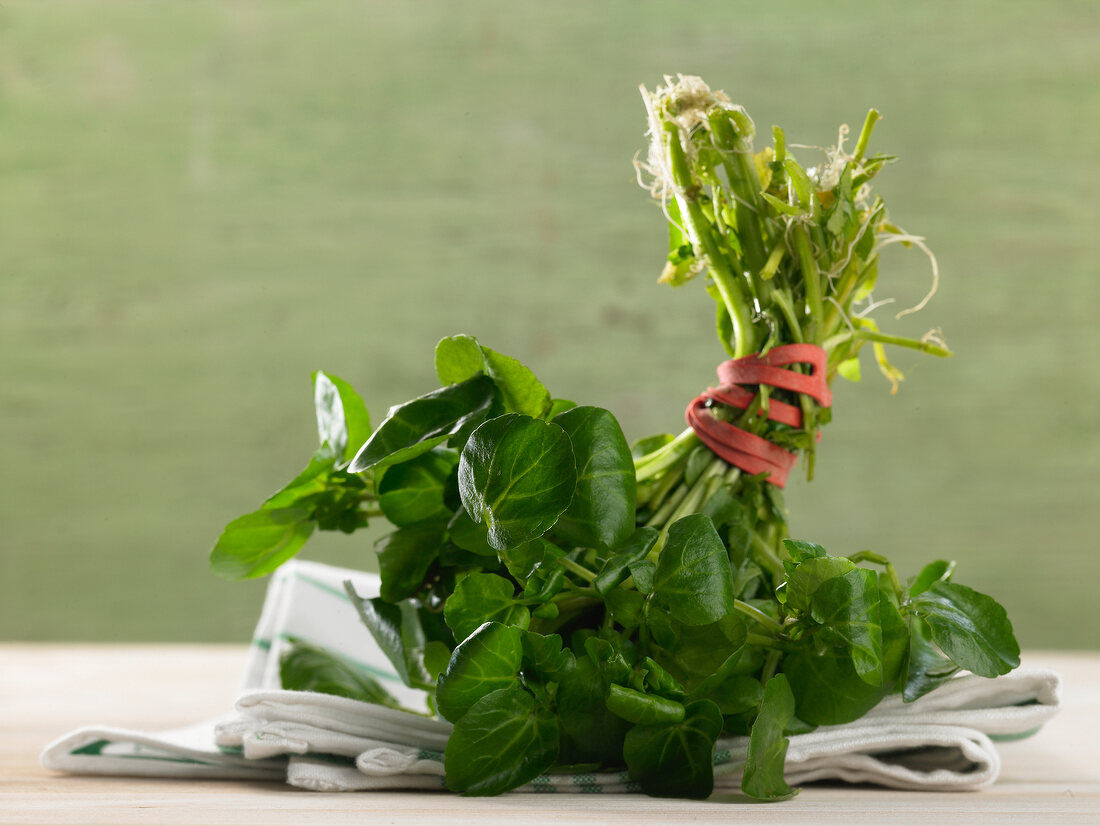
[632,75,951,583]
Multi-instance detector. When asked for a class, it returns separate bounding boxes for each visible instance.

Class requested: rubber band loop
[685,344,831,488]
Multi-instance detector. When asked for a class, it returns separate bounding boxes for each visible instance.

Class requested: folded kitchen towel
[41,559,1062,795]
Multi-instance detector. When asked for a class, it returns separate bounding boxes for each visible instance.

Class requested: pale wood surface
[1,645,1097,825]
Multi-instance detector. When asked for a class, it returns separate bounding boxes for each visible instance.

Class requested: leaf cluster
[210,338,1019,801]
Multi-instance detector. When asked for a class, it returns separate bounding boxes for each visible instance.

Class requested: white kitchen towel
[42,559,1062,795]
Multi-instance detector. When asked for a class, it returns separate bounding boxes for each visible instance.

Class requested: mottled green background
[2,1,1097,647]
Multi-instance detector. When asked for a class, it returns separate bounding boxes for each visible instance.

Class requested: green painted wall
[2,1,1097,647]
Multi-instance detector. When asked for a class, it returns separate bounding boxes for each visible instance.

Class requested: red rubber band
[685,344,831,488]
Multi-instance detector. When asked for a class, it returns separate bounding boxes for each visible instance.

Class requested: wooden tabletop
[2,645,1098,825]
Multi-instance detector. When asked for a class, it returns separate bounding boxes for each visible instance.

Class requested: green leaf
[810,568,884,685]
[521,631,573,680]
[653,612,747,690]
[498,536,561,582]
[781,538,828,563]
[556,656,630,765]
[783,555,856,614]
[434,335,487,386]
[446,507,498,557]
[631,433,674,459]
[458,413,577,551]
[436,621,523,723]
[903,616,960,703]
[444,685,559,795]
[594,527,659,596]
[783,590,908,725]
[210,507,315,580]
[547,398,577,418]
[550,406,636,551]
[911,582,1020,678]
[623,699,724,799]
[377,449,458,527]
[629,559,656,595]
[607,685,685,725]
[349,375,495,472]
[444,573,531,642]
[653,514,735,626]
[435,335,553,419]
[375,523,445,603]
[345,583,432,690]
[742,674,797,801]
[312,371,372,463]
[909,559,955,597]
[837,356,861,382]
[279,641,399,708]
[703,674,763,716]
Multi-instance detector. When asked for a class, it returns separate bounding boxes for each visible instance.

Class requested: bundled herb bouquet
[210,76,1019,801]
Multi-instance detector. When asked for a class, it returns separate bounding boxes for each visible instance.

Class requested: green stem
[852,109,881,164]
[662,122,756,357]
[792,224,824,345]
[746,632,782,650]
[634,427,700,482]
[824,328,953,358]
[734,599,784,634]
[559,557,596,583]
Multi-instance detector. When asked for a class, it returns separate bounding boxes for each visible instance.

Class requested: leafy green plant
[210,76,1019,801]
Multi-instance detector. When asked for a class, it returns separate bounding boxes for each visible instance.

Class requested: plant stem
[662,122,756,357]
[734,599,784,634]
[559,556,596,583]
[824,328,953,358]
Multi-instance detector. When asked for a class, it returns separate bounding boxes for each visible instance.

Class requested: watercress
[209,77,1020,801]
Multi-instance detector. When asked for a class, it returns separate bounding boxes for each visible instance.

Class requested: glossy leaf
[556,656,631,765]
[444,685,559,795]
[607,685,685,725]
[521,631,573,680]
[911,582,1020,678]
[784,591,907,725]
[446,507,497,557]
[593,527,659,596]
[443,573,530,642]
[436,621,523,723]
[783,555,856,614]
[375,523,445,603]
[909,559,955,597]
[903,616,960,703]
[312,371,371,463]
[742,674,797,801]
[210,507,315,580]
[378,449,458,527]
[653,514,735,626]
[810,568,884,685]
[279,641,399,708]
[349,375,495,472]
[458,414,577,551]
[436,335,552,419]
[623,699,724,799]
[550,406,636,550]
[345,583,432,690]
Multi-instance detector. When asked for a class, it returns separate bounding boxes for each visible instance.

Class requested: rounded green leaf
[607,684,685,726]
[444,685,560,796]
[458,414,577,551]
[443,573,530,642]
[349,375,495,472]
[653,514,735,626]
[550,406,636,550]
[436,621,523,723]
[623,699,723,799]
[378,449,458,527]
[912,581,1020,678]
